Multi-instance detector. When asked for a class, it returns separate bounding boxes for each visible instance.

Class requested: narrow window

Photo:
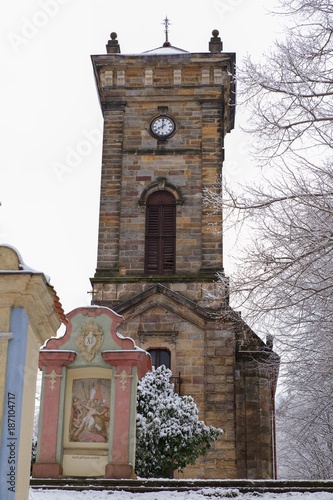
[145,191,176,274]
[148,349,171,369]
[148,348,181,394]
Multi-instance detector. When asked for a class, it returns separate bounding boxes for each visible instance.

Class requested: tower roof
[141,16,189,55]
[141,45,189,55]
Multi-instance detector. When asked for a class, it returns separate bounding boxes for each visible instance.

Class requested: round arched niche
[138,178,184,207]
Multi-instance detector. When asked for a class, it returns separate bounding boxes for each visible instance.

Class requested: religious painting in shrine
[68,377,111,443]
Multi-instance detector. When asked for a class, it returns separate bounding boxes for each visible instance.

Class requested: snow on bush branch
[135,365,222,478]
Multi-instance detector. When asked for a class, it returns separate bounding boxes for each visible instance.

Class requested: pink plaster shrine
[33,306,150,479]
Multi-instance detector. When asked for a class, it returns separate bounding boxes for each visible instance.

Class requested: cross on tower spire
[162,16,171,47]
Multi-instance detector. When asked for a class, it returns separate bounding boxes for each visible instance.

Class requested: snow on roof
[142,45,189,55]
[0,243,67,324]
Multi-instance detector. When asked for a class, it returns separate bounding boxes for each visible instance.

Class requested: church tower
[90,25,279,479]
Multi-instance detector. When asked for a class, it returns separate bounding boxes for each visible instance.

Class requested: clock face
[150,116,176,139]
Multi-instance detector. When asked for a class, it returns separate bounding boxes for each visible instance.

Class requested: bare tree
[277,386,333,479]
[240,0,333,168]
[207,0,333,478]
[216,0,333,346]
[277,324,333,479]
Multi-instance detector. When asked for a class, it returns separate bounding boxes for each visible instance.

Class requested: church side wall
[118,312,242,479]
[235,354,275,479]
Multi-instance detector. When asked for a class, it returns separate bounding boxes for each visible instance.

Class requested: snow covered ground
[29,489,333,499]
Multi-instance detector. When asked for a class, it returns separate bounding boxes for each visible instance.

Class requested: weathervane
[162,16,171,47]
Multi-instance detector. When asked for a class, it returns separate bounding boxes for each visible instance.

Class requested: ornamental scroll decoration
[76,321,104,362]
[116,369,133,392]
[44,369,62,391]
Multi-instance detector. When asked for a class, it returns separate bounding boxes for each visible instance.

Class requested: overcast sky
[0,0,281,319]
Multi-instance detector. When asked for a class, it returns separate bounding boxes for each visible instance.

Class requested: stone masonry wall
[116,303,239,479]
[92,279,229,309]
[91,47,276,480]
[94,53,231,278]
[235,354,275,479]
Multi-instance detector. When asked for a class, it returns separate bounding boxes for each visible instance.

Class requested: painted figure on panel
[69,378,110,442]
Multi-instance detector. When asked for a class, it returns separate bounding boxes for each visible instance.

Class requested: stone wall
[92,52,233,279]
[89,40,278,480]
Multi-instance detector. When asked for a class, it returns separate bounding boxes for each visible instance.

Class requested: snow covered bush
[135,365,222,478]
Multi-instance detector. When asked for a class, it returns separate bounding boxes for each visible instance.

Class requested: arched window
[145,191,176,274]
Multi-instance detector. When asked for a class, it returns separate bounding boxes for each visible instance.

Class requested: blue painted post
[0,308,29,500]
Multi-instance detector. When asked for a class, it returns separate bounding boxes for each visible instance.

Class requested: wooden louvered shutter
[145,191,176,274]
[161,205,176,273]
[145,205,160,273]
